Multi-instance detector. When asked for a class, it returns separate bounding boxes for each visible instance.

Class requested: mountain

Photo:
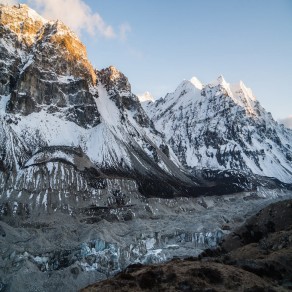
[1,5,291,214]
[1,4,292,292]
[0,4,201,213]
[144,75,292,183]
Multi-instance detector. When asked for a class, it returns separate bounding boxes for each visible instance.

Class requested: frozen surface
[1,188,291,292]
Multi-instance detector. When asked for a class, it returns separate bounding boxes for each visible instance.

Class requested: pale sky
[6,0,292,120]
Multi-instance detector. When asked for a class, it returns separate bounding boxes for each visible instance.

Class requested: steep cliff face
[0,4,199,220]
[1,4,98,128]
[97,66,152,128]
[144,76,292,183]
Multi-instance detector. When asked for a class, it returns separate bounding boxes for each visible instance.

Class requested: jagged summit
[209,75,233,98]
[0,4,47,45]
[232,80,255,101]
[209,76,255,100]
[137,91,155,103]
[106,65,125,80]
[213,74,227,85]
[0,3,96,84]
[190,76,203,90]
[0,3,99,127]
[144,75,292,183]
[98,65,131,96]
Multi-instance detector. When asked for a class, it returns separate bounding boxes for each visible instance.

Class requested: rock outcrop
[1,4,98,127]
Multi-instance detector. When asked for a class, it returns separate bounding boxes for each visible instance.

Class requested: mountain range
[142,75,292,183]
[0,4,292,292]
[1,5,291,210]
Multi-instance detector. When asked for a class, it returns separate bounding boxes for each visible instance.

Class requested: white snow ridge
[137,91,155,103]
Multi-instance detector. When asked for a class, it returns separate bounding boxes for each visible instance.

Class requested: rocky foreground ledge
[81,199,292,291]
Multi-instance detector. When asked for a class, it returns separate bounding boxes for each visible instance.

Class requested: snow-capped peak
[137,91,155,103]
[210,75,233,97]
[0,4,48,46]
[144,73,292,183]
[213,75,228,87]
[229,80,256,110]
[210,75,230,88]
[237,80,255,101]
[174,79,199,95]
[22,4,48,24]
[190,76,203,90]
[216,75,227,85]
[208,76,256,104]
[1,4,48,26]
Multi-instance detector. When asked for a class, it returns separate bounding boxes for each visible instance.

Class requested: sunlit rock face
[1,4,99,127]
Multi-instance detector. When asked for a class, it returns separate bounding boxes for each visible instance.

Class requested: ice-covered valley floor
[0,188,291,292]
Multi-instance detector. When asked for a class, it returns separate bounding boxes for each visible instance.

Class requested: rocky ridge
[1,4,97,125]
[143,76,292,183]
